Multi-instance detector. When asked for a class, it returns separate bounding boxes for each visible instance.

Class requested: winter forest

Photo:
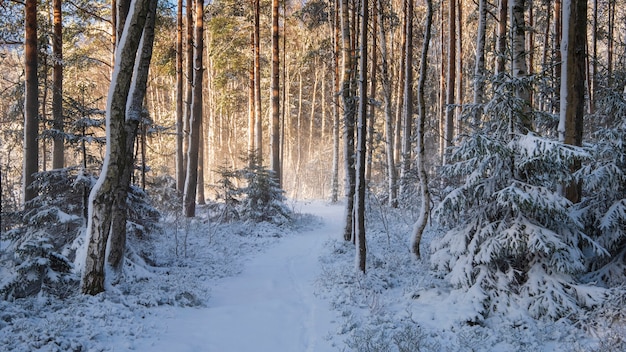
[1,0,626,350]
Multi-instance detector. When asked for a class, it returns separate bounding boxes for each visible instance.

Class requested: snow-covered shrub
[210,157,291,224]
[432,85,606,319]
[577,91,626,287]
[1,168,85,299]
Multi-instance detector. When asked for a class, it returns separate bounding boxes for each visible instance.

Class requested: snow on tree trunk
[412,0,433,259]
[511,0,532,132]
[82,0,149,295]
[340,0,356,242]
[355,0,368,273]
[399,0,413,198]
[108,0,157,272]
[378,0,397,208]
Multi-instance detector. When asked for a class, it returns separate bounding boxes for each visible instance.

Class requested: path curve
[139,201,344,352]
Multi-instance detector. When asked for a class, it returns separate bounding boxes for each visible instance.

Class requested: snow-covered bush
[431,84,607,319]
[578,91,626,287]
[211,158,291,224]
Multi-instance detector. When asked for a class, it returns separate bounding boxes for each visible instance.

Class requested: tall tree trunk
[511,0,532,131]
[183,0,204,218]
[552,0,561,113]
[331,0,341,203]
[559,0,585,203]
[52,0,64,169]
[378,0,397,208]
[184,0,193,174]
[248,29,256,159]
[590,0,597,112]
[254,0,263,161]
[270,0,281,186]
[473,0,486,124]
[23,0,39,206]
[412,0,433,258]
[340,0,356,242]
[394,0,406,166]
[107,0,157,274]
[197,122,205,204]
[495,0,508,75]
[355,0,368,273]
[607,0,614,87]
[399,0,414,198]
[176,0,185,192]
[82,0,150,295]
[366,2,378,182]
[443,0,456,164]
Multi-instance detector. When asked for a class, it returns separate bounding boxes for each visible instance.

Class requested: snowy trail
[137,202,343,352]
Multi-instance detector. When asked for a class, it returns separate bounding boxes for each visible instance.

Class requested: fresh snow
[132,202,342,351]
[1,201,623,351]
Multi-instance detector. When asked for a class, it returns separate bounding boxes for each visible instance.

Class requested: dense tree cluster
[1,0,625,322]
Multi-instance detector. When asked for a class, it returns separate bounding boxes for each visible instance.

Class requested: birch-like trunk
[511,0,532,131]
[355,0,368,273]
[175,0,185,192]
[82,0,150,295]
[399,0,414,198]
[473,0,486,124]
[412,0,433,258]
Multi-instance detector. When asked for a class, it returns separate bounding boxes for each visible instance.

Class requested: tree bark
[107,0,157,273]
[443,0,456,164]
[473,0,486,125]
[254,0,263,161]
[355,0,368,273]
[183,0,204,218]
[176,0,185,192]
[559,0,585,203]
[82,0,150,295]
[23,0,39,206]
[495,0,508,75]
[340,0,356,242]
[378,0,397,208]
[412,0,433,258]
[270,0,281,187]
[511,0,532,132]
[331,0,341,203]
[399,0,414,197]
[52,0,64,169]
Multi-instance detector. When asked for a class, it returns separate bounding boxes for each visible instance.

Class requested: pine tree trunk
[83,0,150,295]
[495,0,508,75]
[412,0,433,258]
[473,0,486,124]
[176,0,185,192]
[378,0,397,208]
[270,0,281,187]
[254,0,263,162]
[559,0,585,203]
[248,29,256,159]
[399,0,413,198]
[355,0,368,273]
[52,0,64,169]
[183,0,204,218]
[443,0,456,164]
[331,0,341,203]
[23,0,39,206]
[365,3,377,183]
[511,0,532,131]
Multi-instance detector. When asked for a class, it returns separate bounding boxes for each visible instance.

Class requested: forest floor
[0,201,623,351]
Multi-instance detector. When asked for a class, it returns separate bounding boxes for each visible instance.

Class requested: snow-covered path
[137,202,343,352]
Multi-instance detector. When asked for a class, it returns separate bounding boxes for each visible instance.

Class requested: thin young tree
[82,0,151,295]
[412,0,433,258]
[443,0,456,164]
[558,0,586,202]
[355,0,368,273]
[23,0,39,206]
[378,0,397,208]
[253,0,262,161]
[340,0,356,242]
[183,0,205,217]
[270,0,281,186]
[399,0,414,197]
[330,0,341,203]
[176,0,185,192]
[52,0,64,169]
[473,0,486,124]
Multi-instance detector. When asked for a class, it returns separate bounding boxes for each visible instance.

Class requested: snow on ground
[1,200,623,351]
